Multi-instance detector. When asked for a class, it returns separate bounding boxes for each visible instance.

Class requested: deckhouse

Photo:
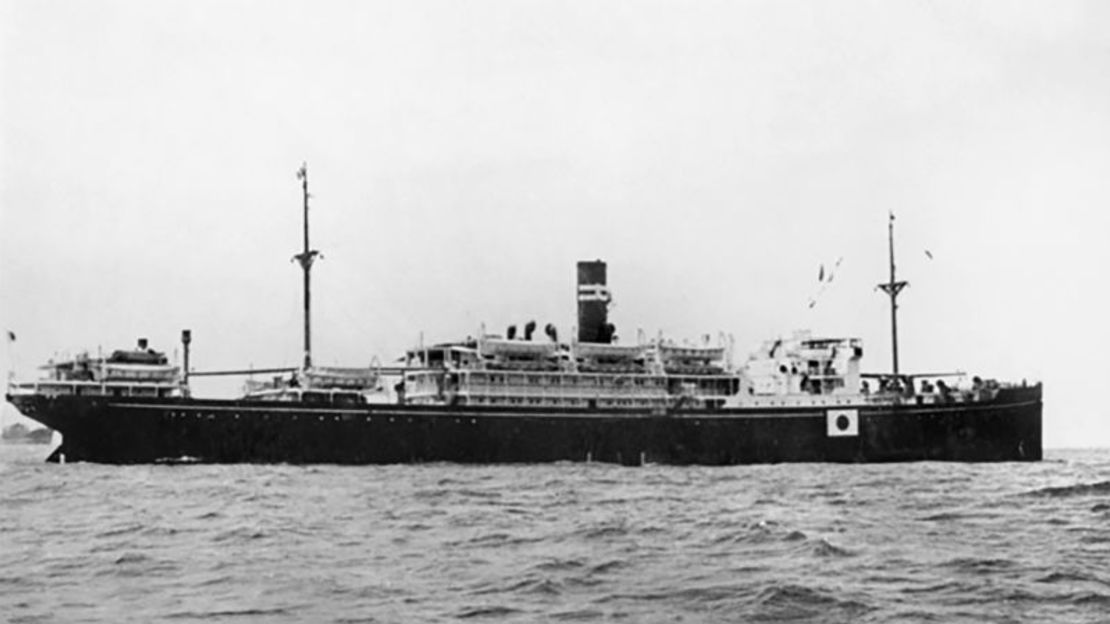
[7,339,182,399]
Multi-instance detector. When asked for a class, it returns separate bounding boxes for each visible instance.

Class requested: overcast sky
[2,0,1108,448]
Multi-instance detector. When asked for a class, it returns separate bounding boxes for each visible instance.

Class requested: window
[303,392,328,404]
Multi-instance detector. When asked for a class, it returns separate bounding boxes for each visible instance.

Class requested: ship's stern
[5,392,86,462]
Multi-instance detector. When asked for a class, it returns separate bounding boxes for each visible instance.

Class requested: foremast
[293,163,320,370]
[876,212,907,376]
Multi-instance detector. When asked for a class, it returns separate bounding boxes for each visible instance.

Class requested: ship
[1,422,54,444]
[5,165,1042,465]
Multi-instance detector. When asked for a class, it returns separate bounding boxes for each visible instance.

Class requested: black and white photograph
[1,1,1107,621]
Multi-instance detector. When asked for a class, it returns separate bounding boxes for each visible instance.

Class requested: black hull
[6,387,1042,465]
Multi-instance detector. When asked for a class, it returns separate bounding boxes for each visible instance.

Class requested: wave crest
[1024,480,1110,498]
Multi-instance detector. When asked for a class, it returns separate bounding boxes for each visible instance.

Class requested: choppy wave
[1,446,1109,623]
[1024,479,1110,498]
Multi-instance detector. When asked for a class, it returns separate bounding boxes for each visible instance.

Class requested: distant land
[1,423,53,444]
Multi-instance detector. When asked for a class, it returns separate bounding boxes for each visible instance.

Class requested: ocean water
[1,446,1108,624]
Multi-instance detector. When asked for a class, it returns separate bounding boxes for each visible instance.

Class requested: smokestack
[577,260,611,343]
[138,337,149,351]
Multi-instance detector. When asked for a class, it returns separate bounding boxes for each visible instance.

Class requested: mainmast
[877,212,908,376]
[293,163,320,369]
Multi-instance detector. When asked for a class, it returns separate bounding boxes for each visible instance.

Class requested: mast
[877,212,908,376]
[293,163,320,369]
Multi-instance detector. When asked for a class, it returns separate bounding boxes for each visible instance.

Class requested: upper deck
[8,339,183,399]
[399,335,741,409]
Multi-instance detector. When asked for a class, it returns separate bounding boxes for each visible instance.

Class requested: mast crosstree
[877,212,907,376]
[293,163,320,370]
